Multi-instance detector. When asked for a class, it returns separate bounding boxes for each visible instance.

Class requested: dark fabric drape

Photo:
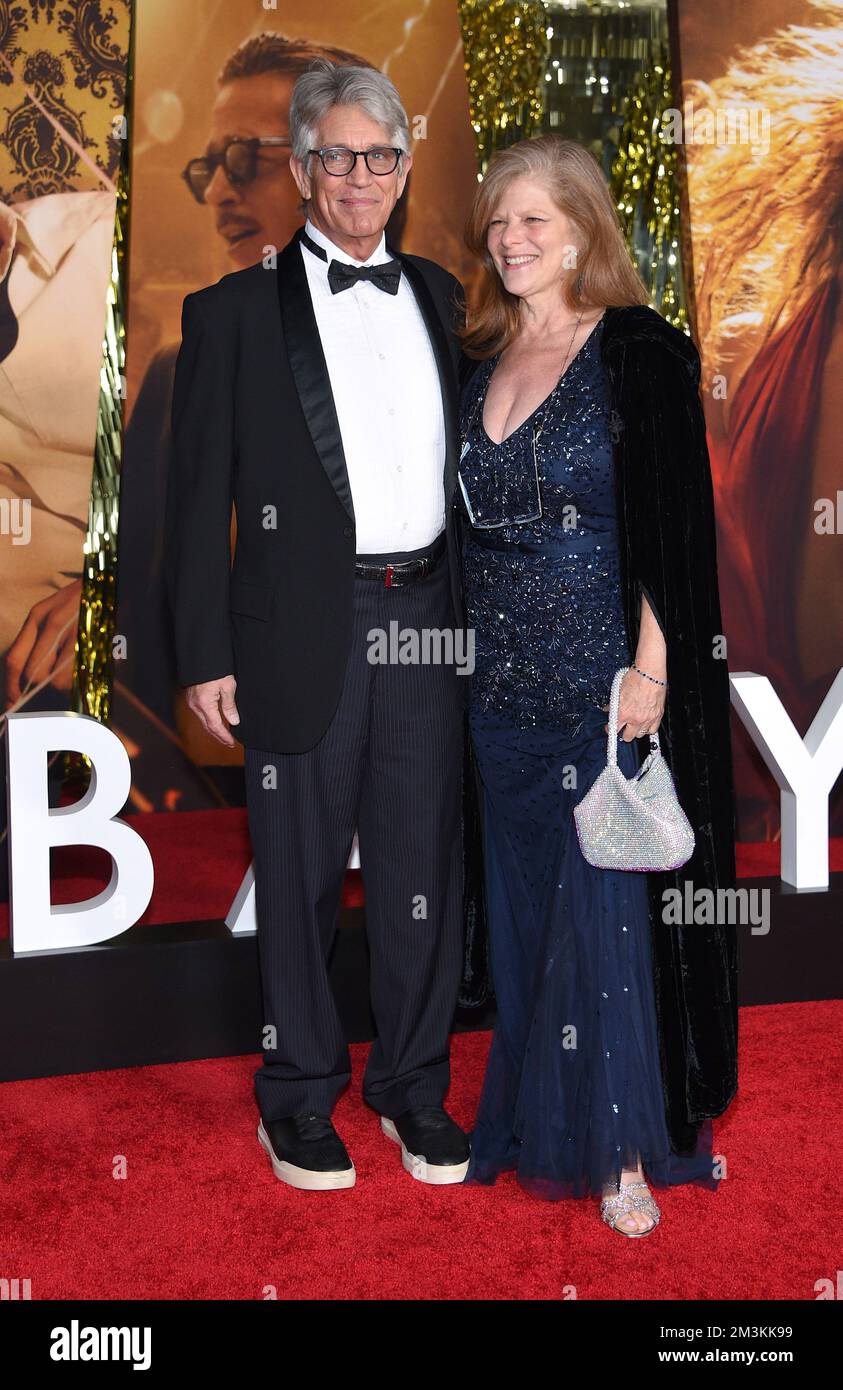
[600,305,738,1153]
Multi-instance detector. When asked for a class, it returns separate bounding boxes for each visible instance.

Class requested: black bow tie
[300,227,402,296]
[327,259,402,295]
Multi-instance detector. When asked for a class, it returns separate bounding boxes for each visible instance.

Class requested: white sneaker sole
[257,1121,356,1190]
[380,1116,470,1184]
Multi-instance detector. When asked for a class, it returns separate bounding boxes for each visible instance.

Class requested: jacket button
[343,525,354,538]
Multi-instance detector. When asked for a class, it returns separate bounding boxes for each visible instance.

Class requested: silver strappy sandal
[600,1179,661,1237]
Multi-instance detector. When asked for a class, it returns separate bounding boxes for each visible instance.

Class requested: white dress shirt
[299,216,446,554]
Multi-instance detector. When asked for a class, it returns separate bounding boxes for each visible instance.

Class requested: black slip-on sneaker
[258,1112,356,1190]
[381,1105,470,1184]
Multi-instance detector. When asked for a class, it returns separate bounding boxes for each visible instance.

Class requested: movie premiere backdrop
[1,1,841,1073]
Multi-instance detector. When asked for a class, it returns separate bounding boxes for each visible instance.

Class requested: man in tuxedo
[115,33,403,804]
[166,60,471,1190]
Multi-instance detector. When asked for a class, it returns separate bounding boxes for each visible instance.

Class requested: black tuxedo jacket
[165,225,468,753]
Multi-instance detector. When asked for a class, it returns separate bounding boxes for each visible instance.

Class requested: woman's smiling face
[486,175,581,297]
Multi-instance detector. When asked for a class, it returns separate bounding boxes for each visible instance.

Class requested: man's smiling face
[290,103,411,260]
[203,73,302,268]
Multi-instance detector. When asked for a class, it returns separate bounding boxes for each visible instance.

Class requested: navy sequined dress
[459,317,718,1200]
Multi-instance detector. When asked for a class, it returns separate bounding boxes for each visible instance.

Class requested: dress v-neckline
[478,313,605,447]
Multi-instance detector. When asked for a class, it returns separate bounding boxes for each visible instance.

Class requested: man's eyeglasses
[181,137,292,204]
[308,146,403,176]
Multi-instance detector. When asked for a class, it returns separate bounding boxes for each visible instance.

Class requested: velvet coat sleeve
[600,305,739,1154]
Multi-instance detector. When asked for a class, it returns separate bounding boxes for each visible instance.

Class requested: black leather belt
[355,532,446,587]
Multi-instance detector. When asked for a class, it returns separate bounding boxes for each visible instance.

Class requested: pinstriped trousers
[244,550,465,1123]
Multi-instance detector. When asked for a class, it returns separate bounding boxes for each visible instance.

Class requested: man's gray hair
[289,59,411,177]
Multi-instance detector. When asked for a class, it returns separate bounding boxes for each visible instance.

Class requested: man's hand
[186,674,240,747]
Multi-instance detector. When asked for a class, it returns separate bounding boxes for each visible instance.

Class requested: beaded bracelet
[632,662,667,687]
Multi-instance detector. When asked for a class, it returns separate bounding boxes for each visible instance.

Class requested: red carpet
[2,808,839,938]
[0,1001,839,1300]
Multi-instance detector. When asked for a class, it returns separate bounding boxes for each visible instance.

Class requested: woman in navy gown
[457,136,732,1235]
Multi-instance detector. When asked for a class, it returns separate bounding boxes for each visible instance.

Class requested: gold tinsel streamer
[609,45,686,331]
[70,26,132,743]
[457,0,549,173]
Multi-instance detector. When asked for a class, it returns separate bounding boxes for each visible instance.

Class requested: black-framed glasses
[308,146,402,176]
[181,137,292,203]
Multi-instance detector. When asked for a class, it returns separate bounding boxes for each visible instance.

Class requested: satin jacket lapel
[390,249,460,503]
[276,227,354,521]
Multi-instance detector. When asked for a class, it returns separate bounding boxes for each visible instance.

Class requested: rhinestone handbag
[573,666,695,871]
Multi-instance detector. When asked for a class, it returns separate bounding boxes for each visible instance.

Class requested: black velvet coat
[458,304,739,1156]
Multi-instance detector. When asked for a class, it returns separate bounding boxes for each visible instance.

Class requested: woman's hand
[600,590,667,740]
[5,579,83,706]
[603,667,666,741]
